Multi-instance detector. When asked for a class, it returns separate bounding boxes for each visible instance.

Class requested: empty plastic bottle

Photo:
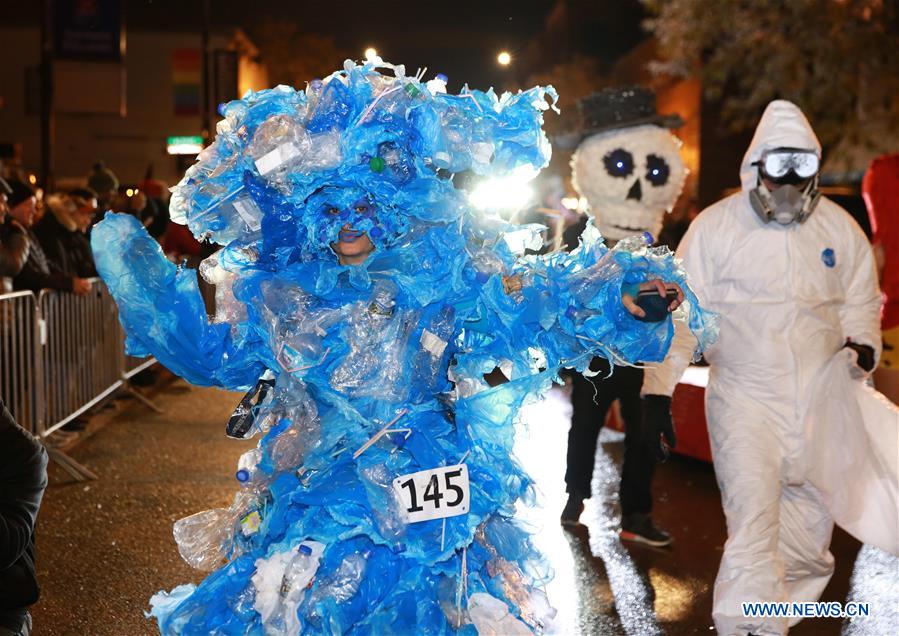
[368,278,398,317]
[280,544,315,599]
[304,552,368,628]
[235,448,262,484]
[267,544,319,633]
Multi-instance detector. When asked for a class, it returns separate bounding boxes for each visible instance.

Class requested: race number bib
[393,464,470,523]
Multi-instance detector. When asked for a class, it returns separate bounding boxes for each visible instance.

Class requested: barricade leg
[122,357,164,413]
[44,445,100,481]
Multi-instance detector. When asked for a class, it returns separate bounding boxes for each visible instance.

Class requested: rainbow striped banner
[172,48,201,116]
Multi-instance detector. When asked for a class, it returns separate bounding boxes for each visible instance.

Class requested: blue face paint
[300,185,405,257]
[822,247,836,268]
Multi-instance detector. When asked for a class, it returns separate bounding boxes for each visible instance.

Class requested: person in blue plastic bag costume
[92,58,715,635]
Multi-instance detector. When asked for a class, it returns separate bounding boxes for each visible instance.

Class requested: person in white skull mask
[560,87,688,546]
[570,87,687,244]
[641,100,883,635]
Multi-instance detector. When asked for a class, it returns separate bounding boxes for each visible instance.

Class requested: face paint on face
[299,185,408,262]
[332,198,379,264]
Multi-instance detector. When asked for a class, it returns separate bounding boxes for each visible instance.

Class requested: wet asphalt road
[29,378,898,635]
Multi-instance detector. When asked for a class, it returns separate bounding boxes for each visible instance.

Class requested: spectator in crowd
[0,177,30,294]
[138,173,171,240]
[0,398,49,636]
[33,190,98,279]
[67,188,100,277]
[162,220,204,265]
[5,180,91,296]
[86,161,119,213]
[113,188,154,229]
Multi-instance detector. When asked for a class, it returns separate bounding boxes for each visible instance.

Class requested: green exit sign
[166,135,204,155]
[167,135,203,145]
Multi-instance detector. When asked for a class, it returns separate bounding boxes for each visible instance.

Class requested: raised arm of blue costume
[455,222,715,394]
[91,214,266,389]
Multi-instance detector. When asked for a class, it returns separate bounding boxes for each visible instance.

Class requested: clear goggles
[757,148,820,180]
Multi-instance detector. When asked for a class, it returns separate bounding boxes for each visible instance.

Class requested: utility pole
[40,0,55,189]
[201,0,212,147]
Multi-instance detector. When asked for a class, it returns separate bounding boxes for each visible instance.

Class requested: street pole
[40,0,55,189]
[201,0,211,146]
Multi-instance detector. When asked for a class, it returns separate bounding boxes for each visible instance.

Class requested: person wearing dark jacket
[0,399,48,636]
[67,189,100,278]
[33,191,98,279]
[5,181,91,296]
[0,178,30,294]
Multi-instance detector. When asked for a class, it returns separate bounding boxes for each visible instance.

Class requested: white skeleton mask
[571,124,687,243]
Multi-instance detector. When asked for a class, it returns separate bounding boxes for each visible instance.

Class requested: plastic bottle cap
[436,73,448,83]
[369,156,386,173]
[299,544,313,555]
[642,231,654,245]
[235,469,250,482]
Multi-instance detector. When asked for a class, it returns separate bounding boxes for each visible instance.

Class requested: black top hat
[578,86,683,138]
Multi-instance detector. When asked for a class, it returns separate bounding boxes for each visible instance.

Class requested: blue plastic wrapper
[94,58,716,635]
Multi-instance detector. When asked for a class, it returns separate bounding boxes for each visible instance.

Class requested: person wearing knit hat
[3,179,91,296]
[86,161,119,210]
[5,180,37,221]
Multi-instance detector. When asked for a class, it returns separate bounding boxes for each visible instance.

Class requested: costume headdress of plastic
[169,58,558,264]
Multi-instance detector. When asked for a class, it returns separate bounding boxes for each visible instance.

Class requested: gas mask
[749,148,822,225]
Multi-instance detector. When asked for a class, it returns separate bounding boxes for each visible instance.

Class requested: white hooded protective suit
[642,100,885,636]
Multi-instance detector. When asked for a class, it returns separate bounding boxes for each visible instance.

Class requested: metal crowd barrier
[0,278,160,481]
[0,291,41,432]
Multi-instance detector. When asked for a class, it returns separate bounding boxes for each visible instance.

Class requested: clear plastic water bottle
[368,279,398,317]
[304,552,368,628]
[235,448,262,484]
[280,544,314,599]
[409,305,455,400]
[264,542,322,633]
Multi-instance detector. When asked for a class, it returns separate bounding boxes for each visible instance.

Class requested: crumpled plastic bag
[467,592,531,635]
[804,349,899,556]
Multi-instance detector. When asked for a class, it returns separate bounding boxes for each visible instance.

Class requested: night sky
[5,0,649,92]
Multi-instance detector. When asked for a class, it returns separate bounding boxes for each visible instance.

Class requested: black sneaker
[560,495,585,527]
[620,514,673,547]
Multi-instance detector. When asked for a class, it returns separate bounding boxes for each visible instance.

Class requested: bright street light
[497,51,512,66]
[364,47,378,60]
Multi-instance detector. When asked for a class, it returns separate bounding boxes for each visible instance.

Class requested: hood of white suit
[739,100,822,193]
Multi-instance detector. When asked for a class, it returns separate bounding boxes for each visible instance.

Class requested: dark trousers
[0,612,31,636]
[564,357,656,516]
